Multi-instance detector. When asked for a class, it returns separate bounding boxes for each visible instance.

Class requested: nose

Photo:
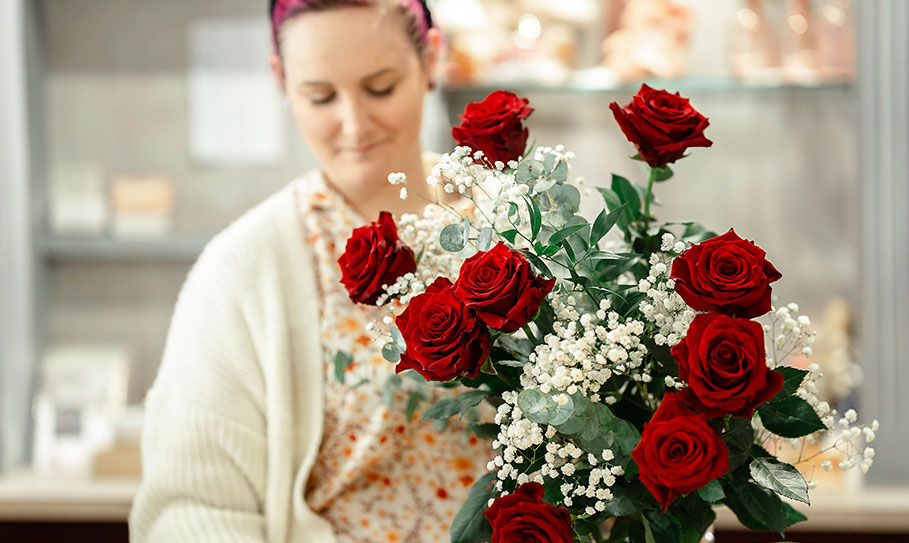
[337,93,374,143]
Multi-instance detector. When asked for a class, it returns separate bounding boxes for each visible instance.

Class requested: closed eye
[309,92,336,105]
[366,85,395,97]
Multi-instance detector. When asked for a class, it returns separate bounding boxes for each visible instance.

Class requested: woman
[129,1,493,542]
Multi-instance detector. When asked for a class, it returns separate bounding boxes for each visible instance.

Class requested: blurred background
[0,0,906,541]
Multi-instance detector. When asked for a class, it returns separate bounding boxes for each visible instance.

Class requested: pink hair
[270,0,433,53]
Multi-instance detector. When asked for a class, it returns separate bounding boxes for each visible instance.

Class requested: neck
[324,147,456,221]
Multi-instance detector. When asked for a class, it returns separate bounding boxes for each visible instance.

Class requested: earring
[427,81,437,91]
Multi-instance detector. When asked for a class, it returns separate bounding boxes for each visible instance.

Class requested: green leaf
[641,514,657,543]
[550,159,568,183]
[758,396,826,438]
[390,325,406,348]
[333,351,353,384]
[783,502,808,528]
[420,389,489,421]
[406,388,429,423]
[771,367,808,402]
[543,153,555,172]
[477,227,493,251]
[517,388,574,426]
[546,184,581,214]
[467,422,500,439]
[723,480,788,537]
[516,248,553,277]
[697,479,725,503]
[601,479,653,517]
[596,187,632,235]
[382,374,402,407]
[450,471,497,543]
[381,341,402,363]
[725,417,755,470]
[515,159,546,185]
[651,165,674,182]
[440,223,466,252]
[524,195,542,240]
[500,229,519,244]
[749,457,810,504]
[642,510,678,543]
[611,174,642,219]
[589,204,627,247]
[548,223,588,247]
[533,178,556,194]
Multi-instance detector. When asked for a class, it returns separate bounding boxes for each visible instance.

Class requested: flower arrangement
[338,86,878,542]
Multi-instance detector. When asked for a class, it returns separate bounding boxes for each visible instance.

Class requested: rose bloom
[609,83,712,169]
[395,277,491,382]
[453,242,555,332]
[632,392,729,512]
[671,228,782,319]
[484,482,573,543]
[673,312,784,418]
[338,211,416,305]
[452,90,533,165]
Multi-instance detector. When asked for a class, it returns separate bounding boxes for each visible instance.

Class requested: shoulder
[187,171,319,297]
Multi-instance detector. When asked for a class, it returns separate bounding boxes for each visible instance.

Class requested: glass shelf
[443,74,854,97]
[42,236,211,263]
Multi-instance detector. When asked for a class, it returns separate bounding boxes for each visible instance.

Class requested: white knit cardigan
[129,173,337,543]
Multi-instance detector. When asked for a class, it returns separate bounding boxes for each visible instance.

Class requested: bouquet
[338,85,879,543]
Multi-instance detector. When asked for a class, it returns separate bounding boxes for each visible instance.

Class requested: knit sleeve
[129,234,271,543]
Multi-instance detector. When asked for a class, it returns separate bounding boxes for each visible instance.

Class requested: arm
[130,243,270,543]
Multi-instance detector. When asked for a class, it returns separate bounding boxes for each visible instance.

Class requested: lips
[340,140,386,154]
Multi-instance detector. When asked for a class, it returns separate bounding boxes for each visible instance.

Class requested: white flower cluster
[428,146,495,197]
[755,361,879,485]
[521,291,650,403]
[764,303,816,367]
[487,391,621,514]
[638,235,696,347]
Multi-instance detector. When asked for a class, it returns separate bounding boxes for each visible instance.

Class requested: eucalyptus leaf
[550,159,568,184]
[420,390,489,421]
[516,159,546,185]
[517,389,574,426]
[533,178,557,194]
[381,341,402,363]
[749,457,811,504]
[406,388,429,423]
[477,227,493,251]
[440,223,466,252]
[546,184,581,214]
[333,351,353,384]
[390,325,406,348]
[382,374,402,407]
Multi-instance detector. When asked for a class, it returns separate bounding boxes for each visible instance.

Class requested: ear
[422,27,444,90]
[269,53,286,93]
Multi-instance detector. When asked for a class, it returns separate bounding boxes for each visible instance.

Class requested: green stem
[522,324,540,346]
[643,167,657,231]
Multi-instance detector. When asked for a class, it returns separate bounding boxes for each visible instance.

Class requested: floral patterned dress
[296,173,495,543]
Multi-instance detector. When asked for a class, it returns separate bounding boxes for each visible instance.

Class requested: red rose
[484,482,573,543]
[609,83,713,169]
[452,90,533,165]
[673,312,784,418]
[453,242,555,332]
[338,211,416,305]
[395,277,491,382]
[670,228,782,318]
[632,392,729,512]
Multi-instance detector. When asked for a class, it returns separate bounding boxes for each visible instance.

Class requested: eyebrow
[300,68,399,87]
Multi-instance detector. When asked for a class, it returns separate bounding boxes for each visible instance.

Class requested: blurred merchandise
[728,0,853,85]
[48,163,108,235]
[729,0,779,83]
[32,345,131,477]
[811,298,863,404]
[780,0,819,83]
[110,175,175,239]
[434,0,600,86]
[814,0,855,80]
[601,0,693,81]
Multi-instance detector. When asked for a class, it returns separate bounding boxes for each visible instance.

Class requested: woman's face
[274,6,434,187]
